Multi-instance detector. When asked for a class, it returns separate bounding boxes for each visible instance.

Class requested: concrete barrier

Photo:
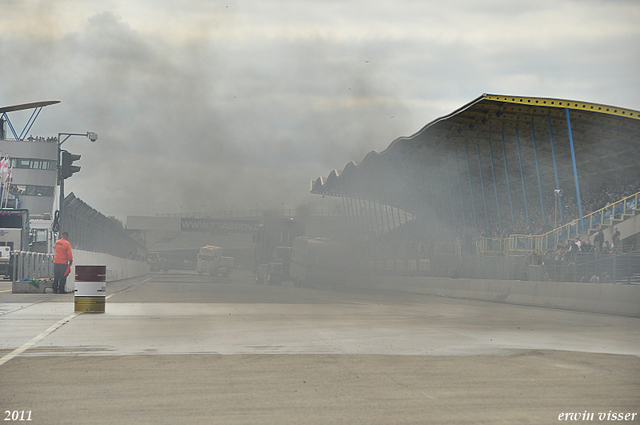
[12,249,150,294]
[65,250,149,289]
[347,274,640,317]
[12,279,53,294]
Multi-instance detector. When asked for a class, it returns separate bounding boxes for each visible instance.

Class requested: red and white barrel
[74,265,107,313]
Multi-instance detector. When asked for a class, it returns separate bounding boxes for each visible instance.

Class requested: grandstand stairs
[584,194,640,253]
[588,204,640,235]
[476,192,640,257]
[588,208,640,236]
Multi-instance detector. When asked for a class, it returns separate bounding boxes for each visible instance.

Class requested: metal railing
[508,235,536,254]
[11,251,54,281]
[475,238,509,255]
[156,208,346,219]
[477,191,640,255]
[532,191,639,254]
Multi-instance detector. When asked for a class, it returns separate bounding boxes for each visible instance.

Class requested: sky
[1,0,638,217]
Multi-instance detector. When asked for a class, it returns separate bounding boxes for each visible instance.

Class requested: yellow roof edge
[484,94,640,120]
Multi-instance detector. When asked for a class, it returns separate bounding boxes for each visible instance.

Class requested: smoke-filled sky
[1,0,638,217]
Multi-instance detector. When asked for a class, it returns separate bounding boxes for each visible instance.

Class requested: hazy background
[1,0,638,217]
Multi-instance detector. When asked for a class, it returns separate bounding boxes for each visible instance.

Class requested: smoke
[1,1,638,217]
[2,7,412,216]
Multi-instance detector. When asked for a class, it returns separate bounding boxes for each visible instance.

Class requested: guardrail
[10,251,54,281]
[478,191,640,255]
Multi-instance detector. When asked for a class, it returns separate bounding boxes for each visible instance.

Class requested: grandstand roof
[0,100,60,114]
[310,94,640,213]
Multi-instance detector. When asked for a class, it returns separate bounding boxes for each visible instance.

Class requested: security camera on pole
[57,132,97,235]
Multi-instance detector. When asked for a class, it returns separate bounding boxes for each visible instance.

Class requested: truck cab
[29,217,55,254]
[147,252,166,272]
[0,209,30,278]
[253,217,305,285]
[197,245,234,276]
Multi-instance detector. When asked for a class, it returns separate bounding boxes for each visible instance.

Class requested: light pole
[57,132,97,234]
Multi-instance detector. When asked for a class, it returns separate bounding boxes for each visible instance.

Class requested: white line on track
[0,311,82,366]
[0,276,152,366]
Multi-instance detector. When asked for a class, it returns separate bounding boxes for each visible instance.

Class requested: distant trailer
[289,237,353,289]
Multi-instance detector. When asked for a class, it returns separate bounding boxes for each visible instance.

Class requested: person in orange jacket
[53,232,73,294]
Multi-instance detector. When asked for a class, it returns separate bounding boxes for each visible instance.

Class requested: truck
[197,245,234,276]
[0,209,30,278]
[253,217,305,285]
[289,237,353,288]
[146,252,166,272]
[29,215,56,254]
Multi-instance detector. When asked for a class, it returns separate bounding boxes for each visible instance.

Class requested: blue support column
[428,166,440,223]
[454,151,466,230]
[390,204,397,229]
[366,199,375,237]
[363,198,372,240]
[488,139,502,234]
[372,200,381,237]
[1,113,19,140]
[18,107,44,140]
[348,198,357,239]
[350,197,358,241]
[501,132,516,227]
[530,122,546,226]
[354,198,363,241]
[476,145,490,233]
[342,196,347,219]
[375,200,384,235]
[364,199,373,239]
[445,155,457,226]
[345,196,352,221]
[418,166,430,222]
[565,109,585,234]
[377,201,384,236]
[465,147,478,233]
[355,198,363,240]
[355,198,364,242]
[547,116,564,224]
[515,128,530,228]
[436,162,450,226]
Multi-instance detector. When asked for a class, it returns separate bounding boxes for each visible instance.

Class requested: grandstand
[310,94,640,282]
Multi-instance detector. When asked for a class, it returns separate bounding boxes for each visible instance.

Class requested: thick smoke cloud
[0,0,638,216]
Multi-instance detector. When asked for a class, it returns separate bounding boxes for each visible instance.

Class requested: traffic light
[61,150,81,179]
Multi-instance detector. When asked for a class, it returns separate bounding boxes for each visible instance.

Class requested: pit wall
[347,275,640,318]
[66,249,150,287]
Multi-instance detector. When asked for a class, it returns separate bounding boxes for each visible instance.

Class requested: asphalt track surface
[0,270,639,424]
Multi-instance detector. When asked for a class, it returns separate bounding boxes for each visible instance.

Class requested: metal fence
[11,252,54,281]
[361,251,640,283]
[62,193,147,261]
[9,193,147,281]
[543,253,640,284]
[362,253,532,281]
